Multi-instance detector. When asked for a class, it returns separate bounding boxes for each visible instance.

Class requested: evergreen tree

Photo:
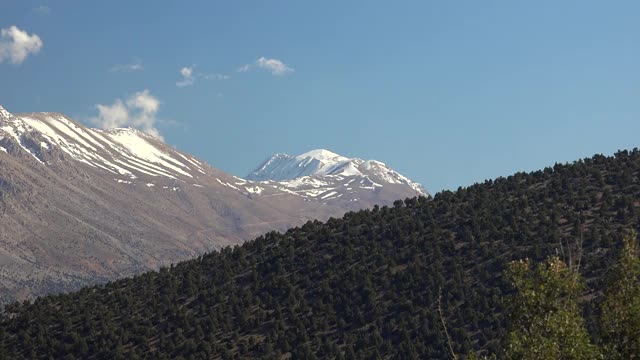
[3,150,640,358]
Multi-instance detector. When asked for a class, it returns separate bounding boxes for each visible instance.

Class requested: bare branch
[437,287,458,360]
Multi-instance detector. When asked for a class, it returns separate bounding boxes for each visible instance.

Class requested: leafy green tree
[504,257,601,360]
[600,230,640,358]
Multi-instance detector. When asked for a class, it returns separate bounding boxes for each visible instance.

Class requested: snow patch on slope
[1,106,211,184]
[104,129,193,178]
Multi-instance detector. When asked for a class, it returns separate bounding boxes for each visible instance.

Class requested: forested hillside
[2,149,640,359]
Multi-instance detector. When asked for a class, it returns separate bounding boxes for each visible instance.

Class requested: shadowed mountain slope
[1,149,639,358]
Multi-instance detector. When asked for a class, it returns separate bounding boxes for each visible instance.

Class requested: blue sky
[1,1,639,192]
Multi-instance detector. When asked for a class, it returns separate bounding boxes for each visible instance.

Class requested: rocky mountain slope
[0,105,427,301]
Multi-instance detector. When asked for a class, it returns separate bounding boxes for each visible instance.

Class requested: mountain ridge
[0,105,427,301]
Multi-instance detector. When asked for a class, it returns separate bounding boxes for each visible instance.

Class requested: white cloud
[180,66,193,78]
[176,66,229,87]
[203,73,230,80]
[237,57,294,76]
[256,57,294,75]
[33,5,51,15]
[0,26,43,64]
[111,59,144,72]
[91,90,164,140]
[176,66,195,87]
[237,64,251,73]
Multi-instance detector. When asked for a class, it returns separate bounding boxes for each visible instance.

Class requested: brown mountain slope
[0,105,427,301]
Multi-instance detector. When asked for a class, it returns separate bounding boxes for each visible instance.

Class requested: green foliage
[600,230,640,358]
[504,257,602,359]
[468,352,497,360]
[1,149,640,358]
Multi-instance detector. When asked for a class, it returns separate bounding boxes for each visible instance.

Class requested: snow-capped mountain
[248,149,352,180]
[1,109,209,181]
[0,105,429,302]
[248,149,428,200]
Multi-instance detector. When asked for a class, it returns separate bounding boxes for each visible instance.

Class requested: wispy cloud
[237,57,294,76]
[33,5,51,15]
[110,58,144,72]
[237,64,251,73]
[176,66,230,87]
[176,66,195,87]
[203,73,230,80]
[0,26,43,65]
[91,89,164,140]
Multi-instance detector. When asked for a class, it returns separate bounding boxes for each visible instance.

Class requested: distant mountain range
[0,105,427,301]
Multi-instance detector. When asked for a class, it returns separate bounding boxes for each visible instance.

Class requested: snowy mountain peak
[0,105,14,120]
[104,127,159,140]
[247,149,428,197]
[296,149,347,162]
[0,105,13,120]
[247,149,350,181]
[2,104,428,209]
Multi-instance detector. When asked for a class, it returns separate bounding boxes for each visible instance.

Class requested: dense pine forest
[2,149,640,359]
